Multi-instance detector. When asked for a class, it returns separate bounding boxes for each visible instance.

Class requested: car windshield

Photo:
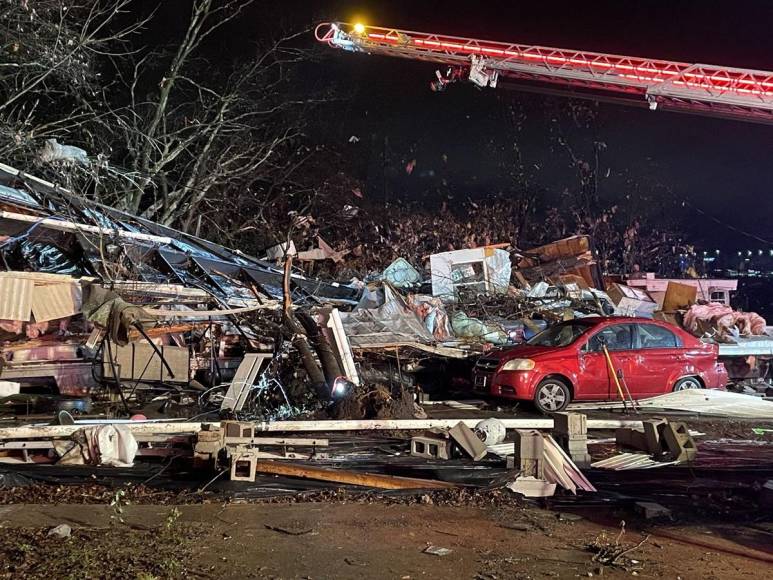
[527,322,592,347]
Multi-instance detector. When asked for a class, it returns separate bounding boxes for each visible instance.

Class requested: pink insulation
[684,303,767,341]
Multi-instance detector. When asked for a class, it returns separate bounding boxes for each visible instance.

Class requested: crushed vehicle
[472,317,729,412]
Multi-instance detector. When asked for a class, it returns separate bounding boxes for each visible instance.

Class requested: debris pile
[1,162,771,553]
[505,428,596,498]
[0,162,365,421]
[611,275,769,343]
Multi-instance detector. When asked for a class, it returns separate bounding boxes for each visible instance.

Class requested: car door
[625,323,683,396]
[579,324,635,399]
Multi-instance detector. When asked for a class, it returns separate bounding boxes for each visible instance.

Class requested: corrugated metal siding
[0,277,33,321]
[31,282,81,322]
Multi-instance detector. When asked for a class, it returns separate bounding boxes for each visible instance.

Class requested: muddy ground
[1,498,771,579]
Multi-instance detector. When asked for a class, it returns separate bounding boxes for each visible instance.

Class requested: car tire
[673,376,703,392]
[533,378,571,413]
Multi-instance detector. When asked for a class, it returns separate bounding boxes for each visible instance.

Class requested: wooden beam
[0,209,172,244]
[0,422,216,440]
[253,418,645,432]
[253,461,455,490]
[327,308,361,385]
[0,418,644,440]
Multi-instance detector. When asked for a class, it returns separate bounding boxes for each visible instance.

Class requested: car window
[586,324,633,352]
[527,322,592,347]
[637,324,680,349]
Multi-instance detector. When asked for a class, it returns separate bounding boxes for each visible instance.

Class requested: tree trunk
[297,310,343,383]
[281,255,327,398]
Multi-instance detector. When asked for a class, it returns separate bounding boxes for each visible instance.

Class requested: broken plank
[220,354,270,412]
[253,461,455,490]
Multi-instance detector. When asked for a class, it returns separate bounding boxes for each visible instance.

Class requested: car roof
[560,316,674,325]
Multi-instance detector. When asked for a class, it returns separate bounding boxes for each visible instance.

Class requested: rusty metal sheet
[0,276,33,321]
[31,282,82,322]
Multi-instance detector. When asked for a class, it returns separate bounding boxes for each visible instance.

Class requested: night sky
[247,0,773,254]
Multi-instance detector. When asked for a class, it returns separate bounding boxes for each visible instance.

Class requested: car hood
[485,344,566,361]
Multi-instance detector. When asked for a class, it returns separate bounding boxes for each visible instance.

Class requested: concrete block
[570,453,592,468]
[193,428,223,468]
[411,434,453,460]
[615,427,648,452]
[514,429,544,460]
[449,422,487,461]
[565,439,589,452]
[553,412,587,437]
[223,421,254,441]
[643,419,668,454]
[661,422,697,462]
[631,429,649,452]
[615,427,632,447]
[635,501,672,519]
[196,429,222,442]
[519,458,543,479]
[230,451,258,482]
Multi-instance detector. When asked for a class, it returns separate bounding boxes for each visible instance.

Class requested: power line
[681,199,773,246]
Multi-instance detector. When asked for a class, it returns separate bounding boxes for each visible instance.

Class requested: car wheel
[673,376,703,392]
[534,378,571,413]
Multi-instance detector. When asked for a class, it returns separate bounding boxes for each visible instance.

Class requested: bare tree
[105,0,319,230]
[0,0,147,164]
[1,0,325,239]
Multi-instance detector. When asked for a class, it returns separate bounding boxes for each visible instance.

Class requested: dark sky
[235,1,773,252]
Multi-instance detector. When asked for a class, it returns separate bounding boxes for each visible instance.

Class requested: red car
[472,317,728,413]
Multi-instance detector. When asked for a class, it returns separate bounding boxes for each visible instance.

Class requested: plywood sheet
[662,281,698,312]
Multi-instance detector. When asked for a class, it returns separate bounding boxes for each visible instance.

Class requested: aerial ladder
[315,22,773,124]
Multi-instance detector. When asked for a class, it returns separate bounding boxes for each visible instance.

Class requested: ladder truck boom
[315,22,773,124]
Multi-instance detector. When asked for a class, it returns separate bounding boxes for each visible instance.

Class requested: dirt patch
[329,384,422,419]
[0,503,769,580]
[0,510,202,580]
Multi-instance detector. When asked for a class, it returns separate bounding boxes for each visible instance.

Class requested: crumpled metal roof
[0,163,359,305]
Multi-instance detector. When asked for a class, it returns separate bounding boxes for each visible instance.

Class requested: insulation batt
[683,303,767,341]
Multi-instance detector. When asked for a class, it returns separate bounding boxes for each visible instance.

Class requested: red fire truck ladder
[315,22,773,124]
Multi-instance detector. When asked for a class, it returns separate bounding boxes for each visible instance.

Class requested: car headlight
[501,358,536,371]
